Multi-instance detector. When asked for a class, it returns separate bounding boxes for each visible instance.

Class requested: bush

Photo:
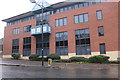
[89,55,110,63]
[12,53,20,59]
[47,54,60,60]
[69,57,89,62]
[106,61,120,64]
[37,57,47,61]
[29,54,40,61]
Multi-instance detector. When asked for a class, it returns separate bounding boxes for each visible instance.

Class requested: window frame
[98,26,104,36]
[100,43,106,54]
[96,10,103,20]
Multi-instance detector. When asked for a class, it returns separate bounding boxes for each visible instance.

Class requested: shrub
[37,57,47,61]
[12,53,20,59]
[69,57,89,62]
[89,55,110,63]
[107,61,120,64]
[47,54,60,60]
[29,54,40,61]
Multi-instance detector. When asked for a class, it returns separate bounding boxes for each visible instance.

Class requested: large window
[13,28,20,35]
[100,43,106,54]
[55,18,67,27]
[96,10,103,20]
[74,13,89,24]
[75,29,91,55]
[56,32,68,55]
[24,25,31,33]
[12,39,19,53]
[98,26,104,36]
[23,37,31,56]
[36,34,49,56]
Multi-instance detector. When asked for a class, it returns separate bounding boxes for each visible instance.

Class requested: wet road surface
[1,64,118,78]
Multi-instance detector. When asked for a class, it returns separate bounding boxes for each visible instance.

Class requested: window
[74,13,89,24]
[75,29,91,55]
[100,43,106,54]
[24,25,31,33]
[79,3,84,8]
[84,13,89,22]
[98,26,104,36]
[55,18,67,27]
[12,39,19,53]
[75,4,79,9]
[56,32,68,55]
[55,19,59,27]
[96,10,103,20]
[23,37,31,56]
[13,28,20,35]
[60,8,64,12]
[74,16,79,24]
[83,2,89,7]
[36,34,49,56]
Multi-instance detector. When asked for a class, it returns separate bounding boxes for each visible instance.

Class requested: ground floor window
[23,37,31,56]
[12,39,19,53]
[36,34,49,56]
[100,43,106,54]
[75,29,91,55]
[56,32,68,55]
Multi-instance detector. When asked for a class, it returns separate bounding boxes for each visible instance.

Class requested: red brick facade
[3,2,120,60]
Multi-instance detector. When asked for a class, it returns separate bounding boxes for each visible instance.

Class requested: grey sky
[0,0,64,39]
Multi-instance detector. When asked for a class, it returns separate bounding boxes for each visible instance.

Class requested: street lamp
[30,0,44,66]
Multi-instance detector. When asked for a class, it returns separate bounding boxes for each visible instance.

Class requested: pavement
[0,59,65,68]
[0,58,119,69]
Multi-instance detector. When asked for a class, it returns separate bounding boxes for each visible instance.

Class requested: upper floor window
[98,26,104,36]
[24,25,31,33]
[13,28,20,35]
[96,10,103,20]
[55,18,67,27]
[74,13,89,24]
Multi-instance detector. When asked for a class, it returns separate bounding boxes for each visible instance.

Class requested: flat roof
[2,2,77,22]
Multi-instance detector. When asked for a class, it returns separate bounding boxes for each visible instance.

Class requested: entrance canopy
[31,0,51,11]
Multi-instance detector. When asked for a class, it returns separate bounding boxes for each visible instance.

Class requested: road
[1,64,119,78]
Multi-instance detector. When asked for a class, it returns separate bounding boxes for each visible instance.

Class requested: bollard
[48,58,52,66]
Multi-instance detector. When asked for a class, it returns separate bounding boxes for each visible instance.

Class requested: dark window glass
[96,10,103,20]
[100,43,106,54]
[24,25,31,33]
[98,26,104,36]
[36,34,49,56]
[56,32,68,55]
[23,37,31,56]
[12,39,19,53]
[75,29,91,55]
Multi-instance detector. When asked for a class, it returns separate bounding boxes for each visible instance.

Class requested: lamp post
[30,0,44,66]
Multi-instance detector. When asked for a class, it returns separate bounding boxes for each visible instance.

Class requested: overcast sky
[0,0,64,39]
